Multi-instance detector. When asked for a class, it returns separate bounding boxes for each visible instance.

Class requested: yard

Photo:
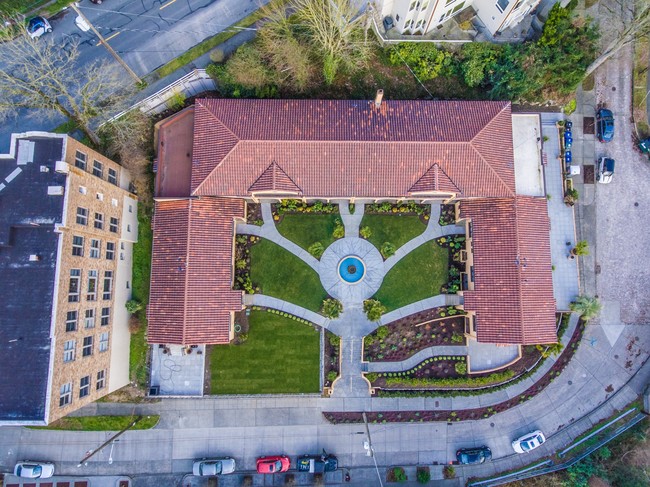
[276,213,339,253]
[374,241,449,311]
[209,310,320,394]
[360,214,427,251]
[249,238,327,312]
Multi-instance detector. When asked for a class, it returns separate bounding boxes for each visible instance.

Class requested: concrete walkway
[366,345,468,373]
[336,200,364,238]
[384,205,465,273]
[243,294,329,327]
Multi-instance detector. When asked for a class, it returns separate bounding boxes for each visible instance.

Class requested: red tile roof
[148,197,245,344]
[191,99,516,198]
[460,197,557,345]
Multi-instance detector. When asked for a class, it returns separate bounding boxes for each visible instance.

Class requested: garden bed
[323,320,585,423]
[324,331,340,387]
[367,356,467,388]
[246,202,263,225]
[364,309,465,362]
[438,204,456,226]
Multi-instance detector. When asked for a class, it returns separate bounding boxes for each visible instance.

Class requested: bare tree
[292,0,371,84]
[0,27,134,145]
[585,0,650,76]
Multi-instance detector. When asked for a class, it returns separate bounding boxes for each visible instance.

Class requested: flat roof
[0,135,66,423]
[512,113,545,197]
[155,106,194,198]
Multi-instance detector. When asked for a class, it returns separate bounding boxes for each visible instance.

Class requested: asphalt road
[0,0,264,151]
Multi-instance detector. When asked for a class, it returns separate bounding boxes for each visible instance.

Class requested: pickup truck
[296,454,338,473]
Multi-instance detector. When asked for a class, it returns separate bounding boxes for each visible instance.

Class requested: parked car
[27,16,52,39]
[14,461,55,479]
[256,455,290,474]
[74,15,91,32]
[297,453,338,473]
[596,108,615,142]
[192,457,236,476]
[512,430,546,454]
[456,446,492,465]
[596,157,615,184]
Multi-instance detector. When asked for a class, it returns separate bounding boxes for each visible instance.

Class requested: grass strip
[276,213,339,252]
[29,415,159,431]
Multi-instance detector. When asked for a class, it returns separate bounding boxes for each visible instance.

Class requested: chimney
[374,89,384,109]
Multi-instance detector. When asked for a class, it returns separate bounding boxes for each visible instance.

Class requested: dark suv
[596,108,614,142]
[456,446,492,465]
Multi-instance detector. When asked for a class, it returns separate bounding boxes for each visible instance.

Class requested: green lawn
[360,214,427,252]
[29,415,159,431]
[210,311,320,394]
[276,213,339,252]
[250,238,327,312]
[374,241,449,311]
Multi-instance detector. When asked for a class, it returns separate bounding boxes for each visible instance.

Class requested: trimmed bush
[321,298,343,319]
[364,299,386,321]
[308,241,325,259]
[381,241,396,258]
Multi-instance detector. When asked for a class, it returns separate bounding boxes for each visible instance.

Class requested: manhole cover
[595,264,601,275]
[583,117,595,134]
[583,164,595,184]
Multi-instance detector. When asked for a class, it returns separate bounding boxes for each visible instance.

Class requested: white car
[192,457,236,476]
[14,461,55,478]
[596,157,615,184]
[512,430,546,454]
[27,16,52,39]
[74,15,91,32]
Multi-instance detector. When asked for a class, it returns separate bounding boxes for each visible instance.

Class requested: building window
[90,239,100,259]
[75,150,86,170]
[94,212,104,230]
[109,217,119,233]
[496,0,510,13]
[72,235,84,256]
[66,311,78,332]
[59,382,72,407]
[409,0,418,11]
[128,204,133,213]
[76,207,88,226]
[79,185,87,195]
[452,1,465,13]
[445,0,455,5]
[415,19,424,29]
[68,269,81,302]
[101,307,110,326]
[63,339,76,362]
[85,308,95,328]
[96,192,104,201]
[92,160,103,178]
[103,271,113,300]
[99,332,109,352]
[108,168,117,185]
[86,271,97,301]
[79,375,90,398]
[127,224,131,233]
[106,242,115,260]
[96,370,106,390]
[420,1,429,10]
[82,336,93,357]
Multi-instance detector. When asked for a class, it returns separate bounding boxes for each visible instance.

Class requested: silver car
[14,461,55,478]
[192,457,236,476]
[512,430,546,454]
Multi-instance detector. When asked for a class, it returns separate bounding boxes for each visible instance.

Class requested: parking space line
[160,0,179,10]
[96,31,120,46]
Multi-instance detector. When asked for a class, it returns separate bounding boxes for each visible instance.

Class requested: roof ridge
[182,199,193,343]
[512,197,526,343]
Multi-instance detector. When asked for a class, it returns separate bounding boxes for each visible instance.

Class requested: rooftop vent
[40,165,49,173]
[55,160,69,174]
[47,186,64,196]
[29,254,40,261]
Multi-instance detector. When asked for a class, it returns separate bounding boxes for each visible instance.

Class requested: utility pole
[77,416,143,467]
[69,4,142,84]
[362,412,384,487]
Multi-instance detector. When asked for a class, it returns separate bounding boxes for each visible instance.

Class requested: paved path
[336,200,364,238]
[366,345,468,373]
[379,295,462,326]
[242,294,329,328]
[383,205,465,272]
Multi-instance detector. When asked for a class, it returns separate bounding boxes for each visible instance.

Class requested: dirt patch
[583,116,595,134]
[246,203,263,225]
[583,164,595,184]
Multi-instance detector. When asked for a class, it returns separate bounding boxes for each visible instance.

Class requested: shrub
[125,299,143,314]
[451,333,464,343]
[365,373,378,382]
[327,371,338,382]
[389,43,455,81]
[570,295,601,321]
[387,466,407,483]
[384,369,515,388]
[443,466,455,479]
[235,259,248,270]
[572,240,589,256]
[364,299,386,321]
[209,48,225,63]
[360,225,372,239]
[328,334,341,347]
[333,223,345,239]
[455,362,467,375]
[416,466,431,484]
[321,298,343,319]
[564,98,577,115]
[375,325,389,339]
[308,241,325,258]
[381,241,396,258]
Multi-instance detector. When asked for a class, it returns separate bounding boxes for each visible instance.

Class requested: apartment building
[376,0,543,36]
[0,132,138,425]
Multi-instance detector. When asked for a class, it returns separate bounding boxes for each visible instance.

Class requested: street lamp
[362,413,384,487]
[108,439,119,464]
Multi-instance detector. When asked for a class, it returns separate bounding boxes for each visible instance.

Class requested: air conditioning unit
[47,186,64,196]
[29,254,40,261]
[55,160,69,174]
[40,165,49,173]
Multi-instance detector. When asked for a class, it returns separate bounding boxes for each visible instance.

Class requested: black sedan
[456,446,492,465]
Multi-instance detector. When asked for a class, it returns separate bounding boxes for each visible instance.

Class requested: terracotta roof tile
[148,197,245,344]
[409,163,460,194]
[460,197,556,345]
[248,161,302,194]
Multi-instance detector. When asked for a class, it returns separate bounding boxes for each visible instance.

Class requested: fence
[106,69,216,123]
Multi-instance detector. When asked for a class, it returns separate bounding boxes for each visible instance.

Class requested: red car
[256,455,290,474]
